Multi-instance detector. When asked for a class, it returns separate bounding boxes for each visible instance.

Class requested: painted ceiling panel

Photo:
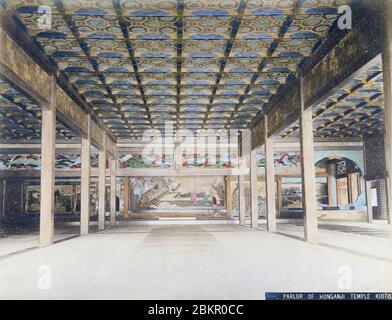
[16,13,73,37]
[299,0,351,14]
[183,16,234,39]
[132,39,177,57]
[125,16,178,40]
[7,0,355,139]
[61,0,117,15]
[182,58,222,72]
[237,14,287,39]
[244,0,296,15]
[71,14,123,39]
[135,57,177,72]
[224,57,261,72]
[120,0,178,16]
[284,13,337,38]
[183,0,241,15]
[83,39,129,56]
[182,40,228,57]
[181,85,213,96]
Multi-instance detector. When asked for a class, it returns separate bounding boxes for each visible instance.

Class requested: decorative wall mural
[26,185,74,213]
[0,154,40,170]
[182,152,235,169]
[281,182,303,210]
[69,154,100,168]
[256,152,301,168]
[24,183,100,214]
[0,154,99,170]
[279,178,328,215]
[119,152,173,169]
[128,176,225,211]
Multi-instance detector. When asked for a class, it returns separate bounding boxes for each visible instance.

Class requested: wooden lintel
[303,13,383,109]
[56,87,88,138]
[266,78,300,138]
[251,118,265,150]
[0,27,50,106]
[105,135,117,158]
[90,121,104,151]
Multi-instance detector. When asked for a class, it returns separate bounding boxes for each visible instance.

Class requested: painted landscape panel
[128,176,226,212]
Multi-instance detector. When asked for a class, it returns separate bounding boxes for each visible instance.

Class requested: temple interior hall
[0,0,392,299]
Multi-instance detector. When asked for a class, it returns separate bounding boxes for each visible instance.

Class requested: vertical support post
[299,77,319,244]
[277,176,283,217]
[239,131,250,225]
[327,172,333,206]
[382,0,392,224]
[238,175,246,225]
[365,180,373,223]
[80,116,91,235]
[250,148,258,228]
[98,138,106,230]
[264,115,276,232]
[123,177,129,218]
[225,176,232,218]
[0,179,3,219]
[110,158,116,227]
[1,180,4,219]
[39,77,56,247]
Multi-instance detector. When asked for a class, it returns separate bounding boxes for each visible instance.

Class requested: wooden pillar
[327,172,333,206]
[238,174,246,225]
[225,176,232,218]
[80,116,91,235]
[123,177,129,218]
[264,115,276,232]
[110,158,116,227]
[299,77,319,244]
[98,143,106,231]
[39,77,56,247]
[365,180,373,223]
[276,176,283,217]
[0,179,3,219]
[239,131,250,225]
[382,0,392,224]
[250,148,258,228]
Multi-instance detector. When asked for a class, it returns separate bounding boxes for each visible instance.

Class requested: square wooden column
[382,0,392,224]
[365,181,373,223]
[123,177,130,218]
[98,145,106,231]
[238,174,246,225]
[239,131,250,225]
[299,77,319,244]
[80,116,91,235]
[264,115,276,232]
[225,176,232,219]
[39,77,56,247]
[250,148,258,228]
[110,158,116,227]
